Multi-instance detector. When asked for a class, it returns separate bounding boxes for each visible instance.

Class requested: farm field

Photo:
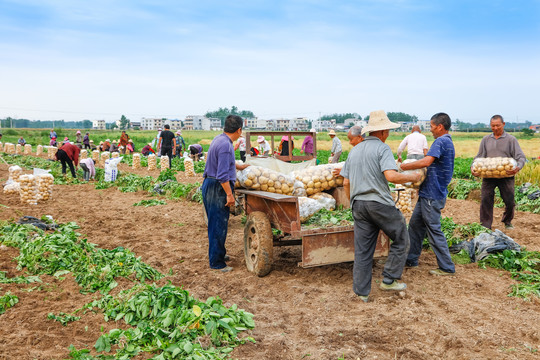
[1,152,540,359]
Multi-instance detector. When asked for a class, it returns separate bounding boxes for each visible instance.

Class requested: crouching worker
[55,141,80,178]
[399,112,456,276]
[202,115,250,273]
[79,158,96,181]
[340,110,422,302]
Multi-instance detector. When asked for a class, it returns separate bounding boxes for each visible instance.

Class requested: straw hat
[112,140,117,144]
[328,129,336,136]
[128,139,133,143]
[90,140,94,143]
[257,136,265,143]
[361,110,400,135]
[105,139,110,142]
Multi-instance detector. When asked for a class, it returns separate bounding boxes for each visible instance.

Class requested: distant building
[313,119,336,132]
[245,117,267,129]
[141,118,164,130]
[265,119,276,130]
[529,125,540,132]
[415,119,431,131]
[274,118,291,131]
[92,120,106,130]
[165,119,182,131]
[183,117,194,130]
[130,121,141,130]
[290,117,310,131]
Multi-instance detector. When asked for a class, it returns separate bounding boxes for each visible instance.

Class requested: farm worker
[89,139,96,150]
[234,134,247,162]
[63,137,70,144]
[126,139,135,154]
[141,143,155,156]
[397,125,428,162]
[79,158,96,181]
[83,132,91,149]
[340,110,421,302]
[333,126,363,177]
[471,115,526,230]
[189,144,204,161]
[109,140,119,153]
[49,129,57,139]
[103,139,111,151]
[399,113,457,276]
[18,136,26,145]
[50,137,57,147]
[75,130,83,148]
[257,136,271,155]
[158,124,176,168]
[119,131,130,154]
[329,129,342,163]
[279,134,294,159]
[175,131,186,157]
[300,129,316,156]
[202,115,250,272]
[153,128,162,152]
[55,142,80,178]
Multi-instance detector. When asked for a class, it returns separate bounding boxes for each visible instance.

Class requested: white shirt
[259,141,271,154]
[397,131,428,156]
[237,137,246,151]
[331,136,342,153]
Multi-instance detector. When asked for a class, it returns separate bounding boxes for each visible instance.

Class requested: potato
[269,173,278,181]
[244,179,253,187]
[274,181,282,189]
[281,184,289,193]
[275,189,283,194]
[261,184,268,191]
[267,187,276,193]
[267,179,274,187]
[314,182,321,189]
[259,176,268,184]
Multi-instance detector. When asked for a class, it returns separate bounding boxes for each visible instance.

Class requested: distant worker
[141,143,156,156]
[397,125,428,162]
[83,132,91,149]
[257,136,271,156]
[75,130,83,148]
[49,129,57,140]
[234,134,247,162]
[175,131,186,157]
[333,126,363,177]
[119,131,130,154]
[189,144,204,161]
[471,115,526,230]
[18,136,26,146]
[55,141,80,178]
[50,137,57,147]
[126,139,135,154]
[158,124,176,167]
[79,158,96,181]
[300,129,316,156]
[279,135,294,160]
[102,139,111,151]
[329,129,342,163]
[109,140,119,153]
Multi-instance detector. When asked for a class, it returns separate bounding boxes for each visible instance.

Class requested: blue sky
[0,0,539,123]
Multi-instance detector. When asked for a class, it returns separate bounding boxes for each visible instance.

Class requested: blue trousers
[202,178,230,269]
[407,197,455,273]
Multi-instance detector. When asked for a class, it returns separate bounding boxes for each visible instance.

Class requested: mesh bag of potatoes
[92,150,100,162]
[308,192,336,210]
[9,165,23,182]
[19,174,38,205]
[3,181,20,194]
[399,159,427,189]
[392,184,414,214]
[160,155,170,170]
[80,149,88,159]
[15,144,22,155]
[147,154,157,171]
[100,152,110,166]
[36,145,43,156]
[298,196,326,222]
[292,163,345,196]
[35,172,54,201]
[236,166,295,195]
[184,157,195,176]
[6,143,15,154]
[472,157,517,178]
[47,146,58,160]
[111,152,120,158]
[24,144,32,155]
[132,153,141,169]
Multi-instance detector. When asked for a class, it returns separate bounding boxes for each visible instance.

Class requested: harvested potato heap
[147,154,157,171]
[36,174,54,201]
[111,152,120,158]
[36,145,43,156]
[292,163,345,196]
[24,144,32,155]
[19,174,38,205]
[80,149,88,159]
[9,165,22,182]
[392,184,414,214]
[237,166,295,195]
[160,155,170,170]
[472,157,517,178]
[47,146,58,160]
[184,157,195,176]
[100,152,110,166]
[15,144,22,155]
[399,159,427,189]
[6,143,15,154]
[132,153,141,169]
[3,182,20,194]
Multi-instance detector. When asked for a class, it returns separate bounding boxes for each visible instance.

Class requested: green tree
[119,115,130,130]
[205,106,255,126]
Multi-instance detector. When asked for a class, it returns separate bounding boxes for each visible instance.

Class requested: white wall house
[92,120,105,130]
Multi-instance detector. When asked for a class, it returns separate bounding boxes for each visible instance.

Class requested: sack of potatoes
[399,159,427,189]
[472,157,517,178]
[298,196,325,223]
[236,165,295,195]
[308,192,336,211]
[132,153,141,169]
[36,145,43,156]
[292,163,345,196]
[392,184,414,214]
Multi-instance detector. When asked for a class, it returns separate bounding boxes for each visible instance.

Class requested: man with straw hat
[340,110,421,302]
[328,129,342,163]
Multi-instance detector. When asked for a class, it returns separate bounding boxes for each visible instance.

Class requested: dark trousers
[351,200,410,296]
[240,151,246,162]
[407,197,455,273]
[56,149,76,177]
[83,144,90,149]
[480,177,515,229]
[202,178,230,269]
[161,146,173,168]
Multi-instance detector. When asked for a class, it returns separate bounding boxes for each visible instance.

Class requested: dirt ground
[0,161,539,360]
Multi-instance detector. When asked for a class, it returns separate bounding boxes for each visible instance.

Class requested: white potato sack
[236,166,295,195]
[9,165,23,182]
[399,159,427,189]
[148,154,157,171]
[309,192,336,210]
[111,151,120,158]
[18,174,38,205]
[47,146,58,160]
[292,162,345,196]
[80,149,88,159]
[160,155,170,170]
[132,153,141,169]
[24,144,32,155]
[298,196,325,223]
[472,157,517,178]
[3,181,20,194]
[6,143,15,154]
[36,145,43,156]
[35,171,54,201]
[92,150,100,162]
[184,157,195,176]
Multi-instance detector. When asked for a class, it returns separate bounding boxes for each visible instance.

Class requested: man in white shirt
[234,134,247,162]
[257,136,271,155]
[397,125,428,161]
[329,129,342,163]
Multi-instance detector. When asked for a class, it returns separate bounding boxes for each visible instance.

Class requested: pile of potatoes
[3,182,20,194]
[392,184,414,214]
[47,146,58,160]
[292,163,345,196]
[92,150,100,162]
[472,157,517,178]
[24,144,32,155]
[308,192,336,210]
[19,174,38,205]
[148,154,157,171]
[15,144,22,155]
[184,158,195,176]
[237,166,295,195]
[399,159,427,189]
[111,152,120,158]
[160,155,170,170]
[132,153,141,169]
[6,143,15,154]
[36,174,54,201]
[100,152,110,167]
[36,145,43,156]
[9,165,22,182]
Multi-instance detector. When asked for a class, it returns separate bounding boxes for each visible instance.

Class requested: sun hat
[112,140,117,144]
[99,141,103,145]
[176,131,182,135]
[128,139,133,143]
[361,110,400,135]
[328,129,336,136]
[90,140,94,143]
[148,143,152,146]
[310,128,316,133]
[105,139,110,142]
[64,137,69,141]
[76,130,81,134]
[257,136,265,143]
[281,135,293,141]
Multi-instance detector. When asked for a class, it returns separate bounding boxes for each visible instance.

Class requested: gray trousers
[330,151,342,163]
[351,200,410,296]
[406,153,424,160]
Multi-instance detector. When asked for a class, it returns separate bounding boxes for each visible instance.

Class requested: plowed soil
[0,161,539,360]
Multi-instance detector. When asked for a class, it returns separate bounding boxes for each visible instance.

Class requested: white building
[274,118,291,131]
[265,119,276,130]
[415,119,431,131]
[245,117,267,129]
[164,119,183,131]
[313,119,336,132]
[92,120,105,130]
[141,118,164,130]
[290,117,310,131]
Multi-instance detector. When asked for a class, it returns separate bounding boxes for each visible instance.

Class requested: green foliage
[522,128,535,137]
[133,199,167,207]
[423,217,488,249]
[303,208,353,228]
[156,168,178,182]
[453,158,474,180]
[48,312,81,326]
[0,292,19,314]
[320,113,360,124]
[447,179,481,200]
[0,271,42,284]
[205,106,255,124]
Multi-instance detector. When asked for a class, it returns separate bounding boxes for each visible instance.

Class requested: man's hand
[225,193,235,207]
[507,167,520,176]
[300,150,304,154]
[397,155,403,163]
[471,167,480,177]
[236,163,250,171]
[332,168,341,176]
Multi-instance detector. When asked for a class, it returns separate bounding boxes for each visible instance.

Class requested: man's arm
[384,169,422,184]
[400,156,435,171]
[220,181,235,207]
[172,138,177,154]
[423,148,428,156]
[343,178,350,200]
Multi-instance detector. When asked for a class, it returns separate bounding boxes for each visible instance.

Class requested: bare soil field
[0,162,539,360]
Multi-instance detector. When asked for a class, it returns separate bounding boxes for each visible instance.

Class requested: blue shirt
[203,133,236,183]
[419,134,454,200]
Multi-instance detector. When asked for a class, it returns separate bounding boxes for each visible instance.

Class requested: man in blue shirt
[400,112,456,276]
[202,115,249,272]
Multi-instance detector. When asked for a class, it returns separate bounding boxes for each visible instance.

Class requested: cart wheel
[244,211,273,277]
